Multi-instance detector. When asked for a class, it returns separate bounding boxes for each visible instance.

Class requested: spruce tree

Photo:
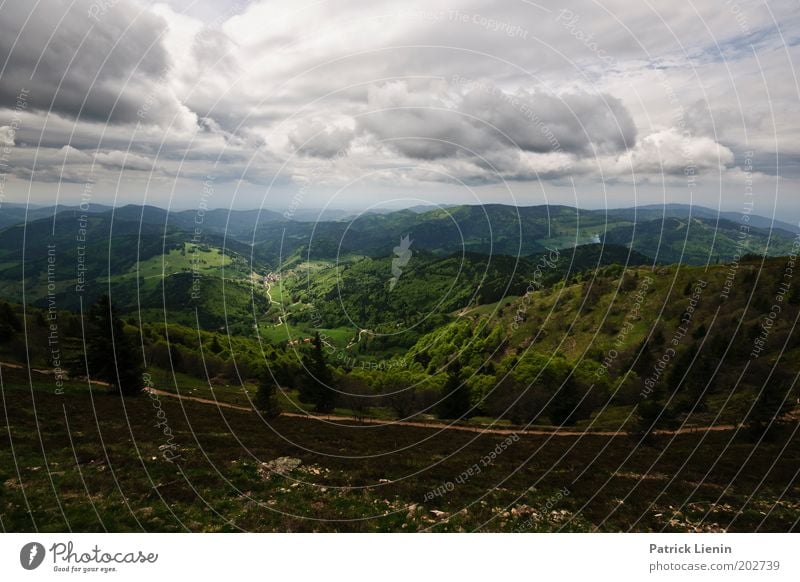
[255,369,282,419]
[748,367,793,440]
[210,335,223,353]
[0,302,22,341]
[630,338,655,377]
[81,295,144,396]
[547,375,581,425]
[436,360,471,419]
[299,333,336,413]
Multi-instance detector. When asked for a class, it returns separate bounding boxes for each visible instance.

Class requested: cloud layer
[0,0,797,216]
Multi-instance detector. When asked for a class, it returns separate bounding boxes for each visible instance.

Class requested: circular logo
[19,542,45,570]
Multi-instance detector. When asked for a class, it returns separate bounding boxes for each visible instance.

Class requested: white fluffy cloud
[0,0,797,215]
[0,126,16,147]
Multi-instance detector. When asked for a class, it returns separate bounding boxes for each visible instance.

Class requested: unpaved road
[0,360,755,437]
[145,388,743,438]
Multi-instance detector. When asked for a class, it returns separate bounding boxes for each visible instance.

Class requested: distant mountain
[244,203,796,266]
[0,203,113,229]
[601,216,792,264]
[606,203,800,235]
[0,208,266,336]
[252,204,606,263]
[0,202,797,330]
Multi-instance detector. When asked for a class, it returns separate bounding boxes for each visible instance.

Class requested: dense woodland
[1,203,798,533]
[2,252,797,440]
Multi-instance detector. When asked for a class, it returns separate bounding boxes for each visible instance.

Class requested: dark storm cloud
[288,122,355,158]
[460,86,636,155]
[357,80,636,162]
[0,0,171,124]
[748,151,800,178]
[0,0,795,213]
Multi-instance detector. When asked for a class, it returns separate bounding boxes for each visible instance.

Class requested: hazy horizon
[1,0,799,219]
[5,198,800,226]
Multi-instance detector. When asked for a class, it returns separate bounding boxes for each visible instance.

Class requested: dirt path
[345,328,372,349]
[1,360,748,438]
[263,275,288,327]
[145,388,742,438]
[265,279,280,307]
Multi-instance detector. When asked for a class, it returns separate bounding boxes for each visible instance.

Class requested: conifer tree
[80,295,143,395]
[299,333,336,413]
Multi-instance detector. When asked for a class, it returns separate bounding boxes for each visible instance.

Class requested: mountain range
[0,201,796,336]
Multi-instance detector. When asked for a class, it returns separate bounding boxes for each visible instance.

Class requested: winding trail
[262,273,287,327]
[345,328,372,349]
[145,388,743,438]
[1,360,762,438]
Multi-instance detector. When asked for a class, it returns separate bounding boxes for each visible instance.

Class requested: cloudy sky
[0,0,798,219]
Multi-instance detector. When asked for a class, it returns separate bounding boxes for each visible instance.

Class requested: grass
[1,364,797,532]
[108,243,239,281]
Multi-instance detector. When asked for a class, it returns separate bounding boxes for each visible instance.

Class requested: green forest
[1,203,798,532]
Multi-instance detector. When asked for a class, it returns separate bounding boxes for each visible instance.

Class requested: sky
[0,0,798,221]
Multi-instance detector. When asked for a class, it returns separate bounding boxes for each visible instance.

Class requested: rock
[258,457,302,480]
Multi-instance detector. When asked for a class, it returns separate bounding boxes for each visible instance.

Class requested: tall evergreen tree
[299,333,336,413]
[436,359,471,419]
[80,295,144,396]
[547,375,582,425]
[747,366,793,440]
[255,368,282,419]
[210,335,223,354]
[630,338,655,377]
[635,387,678,443]
[0,301,22,342]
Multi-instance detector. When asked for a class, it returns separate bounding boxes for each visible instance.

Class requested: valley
[0,202,798,532]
